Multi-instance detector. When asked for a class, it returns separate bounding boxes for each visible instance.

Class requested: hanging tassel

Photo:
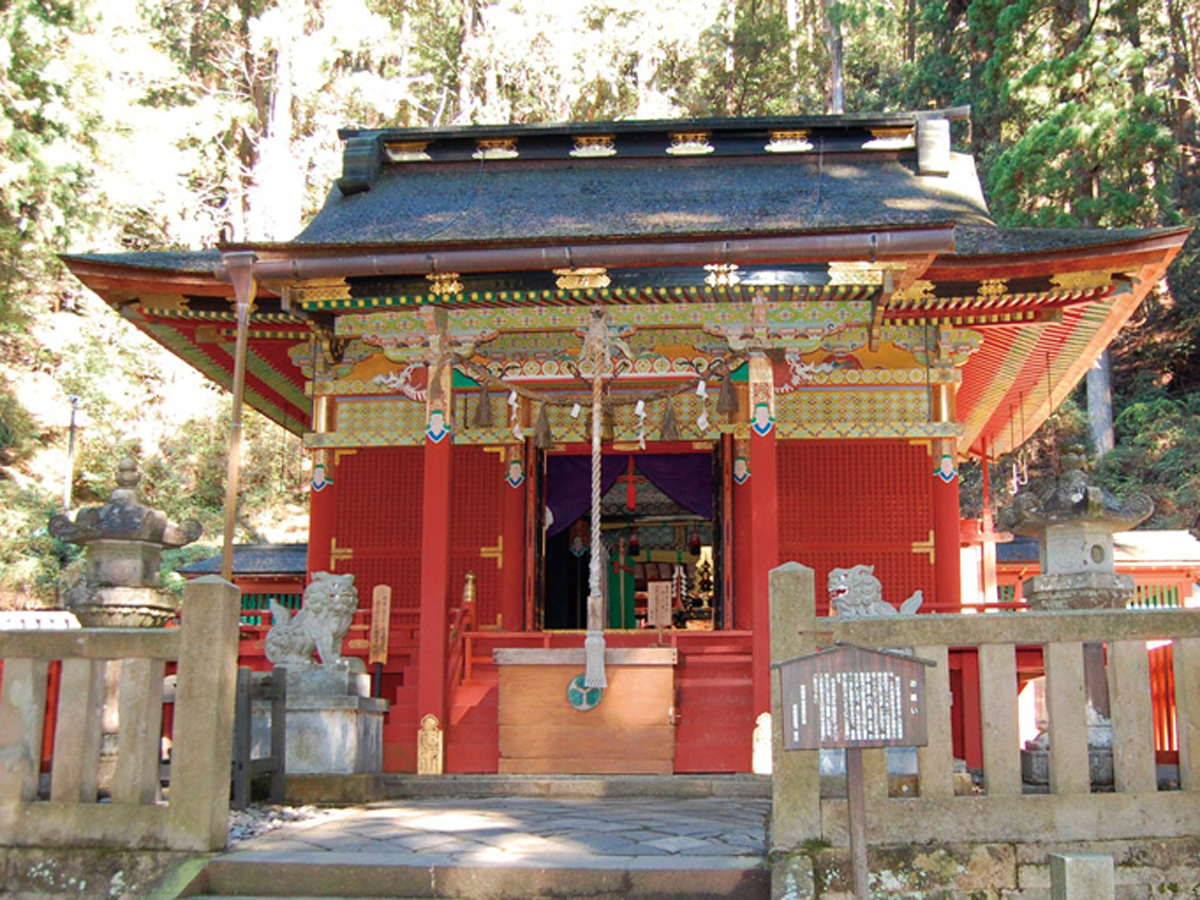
[472,381,494,427]
[660,402,680,441]
[717,373,738,415]
[584,628,607,689]
[534,403,553,449]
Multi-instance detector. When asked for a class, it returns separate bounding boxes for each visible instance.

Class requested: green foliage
[1095,391,1200,527]
[0,481,79,607]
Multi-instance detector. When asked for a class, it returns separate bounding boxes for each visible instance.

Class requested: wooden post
[232,667,252,811]
[845,747,870,899]
[220,251,257,583]
[370,585,392,698]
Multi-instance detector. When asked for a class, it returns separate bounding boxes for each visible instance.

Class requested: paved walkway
[225,796,772,865]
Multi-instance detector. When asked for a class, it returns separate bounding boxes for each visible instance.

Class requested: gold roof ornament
[977,278,1009,297]
[426,272,463,296]
[765,130,813,153]
[384,141,432,163]
[554,267,611,290]
[667,132,714,156]
[704,263,741,287]
[570,135,617,158]
[864,126,915,150]
[472,138,518,160]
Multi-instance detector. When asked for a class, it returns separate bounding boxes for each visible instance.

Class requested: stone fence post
[769,562,822,850]
[168,575,241,851]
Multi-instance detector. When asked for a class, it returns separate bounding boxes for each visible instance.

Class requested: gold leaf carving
[977,278,1008,297]
[417,714,444,775]
[826,261,897,286]
[1050,270,1113,292]
[893,280,936,304]
[281,278,352,305]
[554,267,610,290]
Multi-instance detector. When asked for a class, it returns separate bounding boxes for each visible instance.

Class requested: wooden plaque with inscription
[774,644,933,750]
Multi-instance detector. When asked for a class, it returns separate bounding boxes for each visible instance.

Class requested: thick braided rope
[584,309,608,688]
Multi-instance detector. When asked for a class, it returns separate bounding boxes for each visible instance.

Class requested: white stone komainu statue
[265,571,358,668]
[828,564,923,618]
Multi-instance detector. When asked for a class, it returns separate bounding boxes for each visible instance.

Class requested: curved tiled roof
[296,152,992,246]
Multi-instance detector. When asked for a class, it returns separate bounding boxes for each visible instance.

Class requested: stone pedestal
[1023,571,1136,611]
[255,665,388,775]
[1049,853,1114,900]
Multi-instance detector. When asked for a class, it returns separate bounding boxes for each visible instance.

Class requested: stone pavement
[227,796,771,862]
[192,794,774,898]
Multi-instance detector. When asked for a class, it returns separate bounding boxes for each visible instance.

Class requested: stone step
[199,854,770,899]
[380,773,771,800]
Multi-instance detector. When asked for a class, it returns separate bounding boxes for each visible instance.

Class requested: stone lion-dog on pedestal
[265,571,358,667]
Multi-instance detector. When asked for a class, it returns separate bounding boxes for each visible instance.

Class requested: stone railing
[769,563,1200,850]
[0,576,239,852]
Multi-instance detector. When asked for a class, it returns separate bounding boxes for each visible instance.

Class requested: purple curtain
[545,455,626,537]
[545,453,713,537]
[636,454,714,519]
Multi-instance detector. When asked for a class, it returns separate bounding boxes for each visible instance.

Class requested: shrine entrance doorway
[540,447,722,632]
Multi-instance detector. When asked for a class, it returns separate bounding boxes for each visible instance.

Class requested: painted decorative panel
[336,396,427,446]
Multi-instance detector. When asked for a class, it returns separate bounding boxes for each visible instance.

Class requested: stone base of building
[777,836,1200,899]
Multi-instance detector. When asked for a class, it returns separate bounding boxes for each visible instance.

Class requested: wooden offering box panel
[495,647,677,775]
[775,644,932,750]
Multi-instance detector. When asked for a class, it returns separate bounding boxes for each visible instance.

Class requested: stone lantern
[1000,445,1152,785]
[49,456,203,627]
[1000,445,1152,610]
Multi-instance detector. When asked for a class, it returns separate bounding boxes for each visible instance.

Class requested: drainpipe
[220,251,258,583]
[214,228,956,283]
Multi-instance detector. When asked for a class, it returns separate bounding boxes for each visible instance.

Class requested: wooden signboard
[369,585,391,667]
[774,643,935,900]
[646,582,673,629]
[775,644,931,750]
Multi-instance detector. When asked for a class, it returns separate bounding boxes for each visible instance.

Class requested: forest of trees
[1,0,1198,604]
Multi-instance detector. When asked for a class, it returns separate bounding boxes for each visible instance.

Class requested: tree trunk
[1087,348,1115,457]
[905,0,916,63]
[824,0,844,113]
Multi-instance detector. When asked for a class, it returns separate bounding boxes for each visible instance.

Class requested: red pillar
[417,421,453,735]
[749,427,778,715]
[498,445,527,631]
[747,354,779,718]
[932,441,962,612]
[307,453,334,577]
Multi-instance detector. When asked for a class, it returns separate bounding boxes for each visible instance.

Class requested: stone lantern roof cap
[999,449,1153,536]
[48,457,203,548]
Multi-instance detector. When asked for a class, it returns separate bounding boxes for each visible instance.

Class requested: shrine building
[63,111,1188,775]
